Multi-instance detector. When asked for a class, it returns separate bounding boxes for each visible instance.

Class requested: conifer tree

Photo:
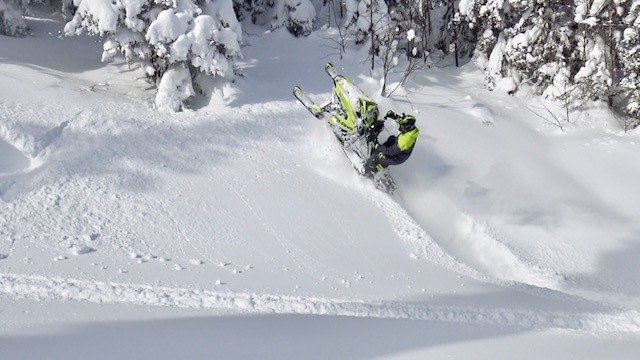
[616,0,640,123]
[64,0,242,112]
[0,0,29,36]
[270,0,316,36]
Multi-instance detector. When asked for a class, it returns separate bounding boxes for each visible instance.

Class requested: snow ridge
[2,273,639,336]
[372,189,478,275]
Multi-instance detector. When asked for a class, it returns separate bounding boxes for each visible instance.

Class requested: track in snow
[1,273,639,336]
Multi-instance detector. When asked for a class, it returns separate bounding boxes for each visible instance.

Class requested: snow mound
[453,214,563,289]
[0,138,30,175]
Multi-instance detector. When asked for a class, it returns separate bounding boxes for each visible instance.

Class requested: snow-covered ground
[1,11,640,359]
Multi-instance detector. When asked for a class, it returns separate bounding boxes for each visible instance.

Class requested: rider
[324,73,419,177]
[363,110,419,177]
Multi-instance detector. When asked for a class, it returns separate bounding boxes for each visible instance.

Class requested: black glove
[385,110,398,120]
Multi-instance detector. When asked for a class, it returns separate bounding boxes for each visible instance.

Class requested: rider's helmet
[357,98,379,127]
[397,115,416,132]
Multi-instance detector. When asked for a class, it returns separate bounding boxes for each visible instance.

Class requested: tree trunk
[422,0,431,58]
[371,1,375,72]
[607,0,615,106]
[454,22,459,67]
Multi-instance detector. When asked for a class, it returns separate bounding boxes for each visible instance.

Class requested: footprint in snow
[69,244,96,256]
[464,101,495,126]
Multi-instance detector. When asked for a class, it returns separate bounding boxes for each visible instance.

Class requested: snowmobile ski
[325,63,338,81]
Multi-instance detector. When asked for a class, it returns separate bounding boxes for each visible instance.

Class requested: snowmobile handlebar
[385,110,400,120]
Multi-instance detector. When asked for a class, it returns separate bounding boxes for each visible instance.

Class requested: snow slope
[1,11,640,359]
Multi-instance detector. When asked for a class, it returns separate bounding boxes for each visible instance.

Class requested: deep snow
[1,9,640,359]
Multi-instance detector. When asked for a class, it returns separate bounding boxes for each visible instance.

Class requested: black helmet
[397,115,416,131]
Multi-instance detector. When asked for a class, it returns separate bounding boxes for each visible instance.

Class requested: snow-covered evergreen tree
[460,0,580,95]
[270,0,316,36]
[515,2,577,96]
[64,0,242,112]
[0,0,29,36]
[573,34,612,101]
[458,0,511,87]
[232,0,248,19]
[616,0,640,124]
[458,0,640,127]
[232,0,268,24]
[155,63,195,112]
[572,0,620,104]
[251,0,268,24]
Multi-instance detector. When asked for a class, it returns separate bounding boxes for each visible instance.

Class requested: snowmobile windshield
[332,76,377,133]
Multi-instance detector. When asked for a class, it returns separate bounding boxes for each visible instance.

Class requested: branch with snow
[64,0,243,112]
[271,0,316,37]
[0,0,29,36]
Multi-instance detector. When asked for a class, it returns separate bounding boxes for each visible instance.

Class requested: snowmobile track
[1,273,639,336]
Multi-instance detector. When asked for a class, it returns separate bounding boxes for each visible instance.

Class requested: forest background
[1,0,639,128]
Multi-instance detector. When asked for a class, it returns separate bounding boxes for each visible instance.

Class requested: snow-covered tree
[369,0,473,66]
[386,0,432,59]
[515,2,577,95]
[457,0,640,128]
[249,0,268,24]
[615,0,640,124]
[570,0,640,126]
[458,0,509,88]
[233,0,317,36]
[573,34,612,101]
[64,0,242,112]
[459,0,581,95]
[347,0,388,45]
[155,63,195,112]
[270,0,316,36]
[232,0,248,19]
[343,0,358,27]
[232,0,268,24]
[0,0,29,36]
[571,0,621,105]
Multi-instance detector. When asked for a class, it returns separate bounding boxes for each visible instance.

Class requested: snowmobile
[293,63,396,194]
